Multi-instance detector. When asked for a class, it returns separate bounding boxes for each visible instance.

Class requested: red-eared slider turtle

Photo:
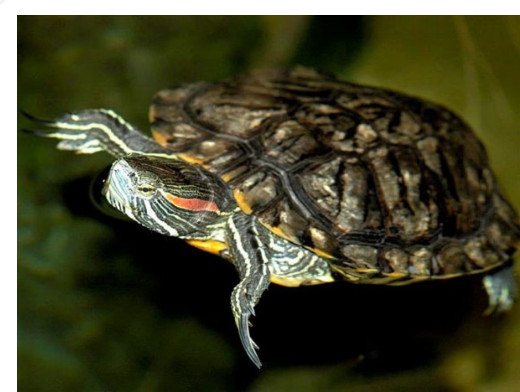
[27,67,519,368]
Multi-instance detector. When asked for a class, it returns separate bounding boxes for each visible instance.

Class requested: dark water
[18,16,520,392]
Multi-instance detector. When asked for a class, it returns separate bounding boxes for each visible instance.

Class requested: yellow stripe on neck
[186,239,228,256]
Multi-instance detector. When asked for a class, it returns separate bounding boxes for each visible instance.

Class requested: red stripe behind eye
[163,192,220,213]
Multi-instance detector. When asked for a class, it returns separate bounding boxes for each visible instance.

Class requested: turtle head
[103,155,232,237]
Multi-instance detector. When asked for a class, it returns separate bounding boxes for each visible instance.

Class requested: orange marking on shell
[264,223,335,260]
[354,268,379,274]
[221,173,233,182]
[187,239,227,255]
[233,190,253,214]
[149,107,158,123]
[264,223,300,245]
[164,192,220,213]
[152,130,169,147]
[384,272,408,279]
[178,153,205,166]
[311,247,334,260]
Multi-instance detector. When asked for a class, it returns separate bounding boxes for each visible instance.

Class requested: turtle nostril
[101,178,111,196]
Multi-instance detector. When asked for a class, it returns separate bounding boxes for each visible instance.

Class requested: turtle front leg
[23,109,172,158]
[483,264,517,314]
[226,213,271,368]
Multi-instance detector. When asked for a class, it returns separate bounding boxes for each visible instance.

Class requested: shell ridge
[148,68,519,280]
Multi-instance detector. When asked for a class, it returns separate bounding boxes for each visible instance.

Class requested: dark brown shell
[149,67,519,281]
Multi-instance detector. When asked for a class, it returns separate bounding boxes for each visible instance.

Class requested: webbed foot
[483,265,517,315]
[22,109,162,157]
[226,214,271,367]
[231,276,269,368]
[22,110,112,154]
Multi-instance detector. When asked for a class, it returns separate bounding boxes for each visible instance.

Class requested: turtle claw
[23,109,149,158]
[237,312,262,369]
[21,128,54,137]
[247,303,256,317]
[22,110,121,155]
[22,111,86,141]
[226,215,270,368]
[231,282,264,368]
[20,110,56,125]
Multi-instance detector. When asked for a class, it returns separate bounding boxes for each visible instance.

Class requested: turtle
[26,66,519,368]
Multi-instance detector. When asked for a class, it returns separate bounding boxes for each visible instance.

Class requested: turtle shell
[149,67,519,281]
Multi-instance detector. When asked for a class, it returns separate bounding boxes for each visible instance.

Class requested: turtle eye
[137,183,155,196]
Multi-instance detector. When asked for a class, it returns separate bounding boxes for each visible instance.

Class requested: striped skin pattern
[103,156,236,239]
[27,67,519,367]
[150,67,520,285]
[101,155,333,367]
[26,103,338,367]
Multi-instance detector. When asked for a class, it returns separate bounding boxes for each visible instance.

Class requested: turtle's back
[149,67,519,282]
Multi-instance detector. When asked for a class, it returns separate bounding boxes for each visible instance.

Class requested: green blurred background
[18,16,520,392]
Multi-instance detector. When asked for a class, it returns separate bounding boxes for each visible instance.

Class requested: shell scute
[234,170,281,212]
[149,67,519,282]
[261,120,323,166]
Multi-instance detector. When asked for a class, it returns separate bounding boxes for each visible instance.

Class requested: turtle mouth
[104,159,138,220]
